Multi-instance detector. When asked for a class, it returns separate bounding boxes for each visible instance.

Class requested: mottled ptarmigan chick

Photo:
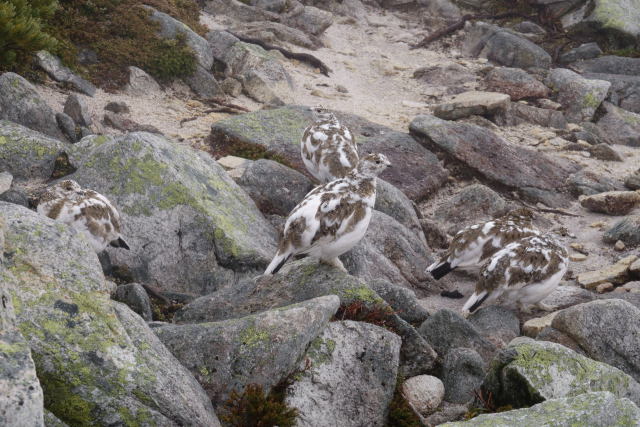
[427,208,540,280]
[264,153,391,274]
[37,180,129,253]
[462,234,568,315]
[301,106,358,183]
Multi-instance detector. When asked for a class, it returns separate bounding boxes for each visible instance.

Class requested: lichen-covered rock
[596,102,640,147]
[604,215,640,247]
[154,295,339,408]
[209,105,448,202]
[442,347,486,404]
[463,22,552,69]
[283,2,333,36]
[43,409,68,426]
[0,73,64,140]
[418,309,497,362]
[1,202,219,426]
[483,67,549,100]
[483,337,640,408]
[68,132,276,295]
[0,121,65,180]
[285,321,401,427]
[562,0,640,45]
[552,299,640,382]
[559,42,603,64]
[410,114,575,207]
[546,68,610,123]
[441,392,640,426]
[1,214,44,427]
[174,258,437,375]
[584,72,640,114]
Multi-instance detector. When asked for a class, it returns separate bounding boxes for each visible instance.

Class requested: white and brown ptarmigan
[462,234,568,315]
[301,106,358,183]
[36,179,129,253]
[264,153,391,274]
[427,208,541,280]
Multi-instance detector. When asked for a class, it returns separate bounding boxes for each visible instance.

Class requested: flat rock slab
[209,105,448,201]
[441,392,640,426]
[596,102,640,147]
[154,295,339,408]
[604,215,640,247]
[584,72,640,114]
[579,191,640,215]
[434,91,510,120]
[577,255,638,289]
[546,68,610,123]
[410,114,576,207]
[285,321,401,427]
[572,56,640,76]
[483,67,549,100]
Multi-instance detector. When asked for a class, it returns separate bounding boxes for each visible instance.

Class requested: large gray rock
[63,94,91,127]
[562,0,640,45]
[604,215,640,247]
[113,283,153,321]
[154,295,339,408]
[410,115,575,207]
[283,2,334,36]
[567,169,621,196]
[434,91,511,120]
[342,210,432,288]
[173,258,437,375]
[434,184,512,234]
[596,102,640,146]
[369,279,430,325]
[559,42,603,64]
[442,348,486,404]
[184,65,225,99]
[495,102,568,129]
[552,299,640,382]
[440,392,640,426]
[546,68,610,123]
[584,72,640,114]
[237,158,314,216]
[203,0,280,23]
[124,66,162,96]
[285,321,401,427]
[626,170,640,190]
[463,22,552,69]
[573,55,640,76]
[0,216,44,427]
[484,337,640,408]
[34,51,96,96]
[143,6,213,70]
[0,121,65,180]
[209,105,449,202]
[468,305,520,348]
[418,309,496,362]
[68,132,276,295]
[483,67,549,100]
[0,73,64,140]
[1,202,219,426]
[375,178,424,235]
[413,62,477,95]
[219,42,294,104]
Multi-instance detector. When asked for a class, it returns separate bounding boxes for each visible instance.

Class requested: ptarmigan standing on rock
[301,106,358,183]
[264,153,391,274]
[427,208,541,280]
[36,179,130,253]
[462,234,568,316]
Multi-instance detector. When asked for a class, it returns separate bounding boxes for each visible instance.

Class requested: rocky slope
[2,0,640,425]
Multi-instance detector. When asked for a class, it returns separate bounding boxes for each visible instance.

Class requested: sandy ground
[34,4,640,316]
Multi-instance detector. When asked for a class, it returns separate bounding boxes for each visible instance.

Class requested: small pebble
[336,85,349,93]
[614,240,626,251]
[570,253,587,262]
[570,243,588,255]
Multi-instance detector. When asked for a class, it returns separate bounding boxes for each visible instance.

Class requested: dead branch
[411,12,535,49]
[227,31,332,76]
[203,97,250,112]
[520,201,582,217]
[179,117,198,127]
[141,284,171,305]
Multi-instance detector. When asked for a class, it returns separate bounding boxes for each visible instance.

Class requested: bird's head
[356,153,391,177]
[311,105,336,122]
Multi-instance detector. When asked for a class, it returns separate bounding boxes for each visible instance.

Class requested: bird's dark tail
[110,237,130,250]
[429,261,454,280]
[264,252,292,275]
[463,291,489,314]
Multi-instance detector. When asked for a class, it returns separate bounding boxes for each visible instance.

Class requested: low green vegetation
[0,0,58,68]
[219,383,298,427]
[1,0,205,90]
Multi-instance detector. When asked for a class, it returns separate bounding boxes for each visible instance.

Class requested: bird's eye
[375,160,381,164]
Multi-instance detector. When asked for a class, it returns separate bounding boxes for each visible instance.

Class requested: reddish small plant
[219,384,298,427]
[333,301,398,332]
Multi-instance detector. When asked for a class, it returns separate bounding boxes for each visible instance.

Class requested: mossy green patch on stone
[583,92,602,109]
[306,337,336,367]
[338,286,384,304]
[240,325,271,349]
